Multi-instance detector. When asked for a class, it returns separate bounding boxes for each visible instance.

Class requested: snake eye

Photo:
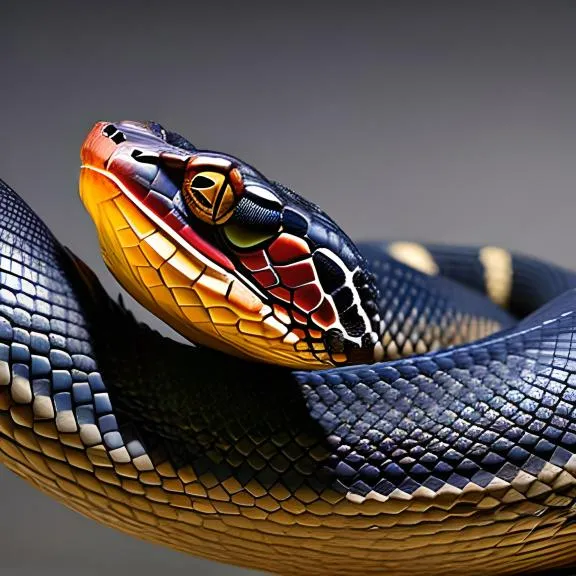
[182,159,244,225]
[192,174,217,190]
[188,171,227,210]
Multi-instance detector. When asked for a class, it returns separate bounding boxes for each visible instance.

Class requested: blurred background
[1,1,576,574]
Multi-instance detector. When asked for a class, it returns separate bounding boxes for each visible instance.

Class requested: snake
[1,120,576,576]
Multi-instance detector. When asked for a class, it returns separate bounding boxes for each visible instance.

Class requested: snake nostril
[110,131,126,144]
[102,123,126,144]
[102,124,116,137]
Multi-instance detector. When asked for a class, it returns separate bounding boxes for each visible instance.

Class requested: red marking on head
[164,211,187,232]
[293,283,323,313]
[109,166,149,202]
[270,286,291,303]
[268,234,310,265]
[239,250,268,272]
[179,226,234,270]
[253,268,278,289]
[311,298,337,329]
[275,259,315,289]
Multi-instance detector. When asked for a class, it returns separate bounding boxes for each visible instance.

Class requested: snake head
[80,120,381,368]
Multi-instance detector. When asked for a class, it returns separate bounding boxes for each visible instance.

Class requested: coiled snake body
[1,121,576,575]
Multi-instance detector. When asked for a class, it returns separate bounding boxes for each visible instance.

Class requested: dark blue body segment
[298,289,576,499]
[359,243,515,325]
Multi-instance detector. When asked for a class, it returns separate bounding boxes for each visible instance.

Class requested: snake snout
[80,121,118,169]
[80,120,169,169]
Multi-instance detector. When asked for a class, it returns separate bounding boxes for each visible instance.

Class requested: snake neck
[73,266,328,473]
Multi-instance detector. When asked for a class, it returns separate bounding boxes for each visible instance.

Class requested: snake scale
[2,120,576,575]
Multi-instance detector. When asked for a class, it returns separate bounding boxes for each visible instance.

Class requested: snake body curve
[2,126,576,574]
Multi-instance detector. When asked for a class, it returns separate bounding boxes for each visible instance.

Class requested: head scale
[80,120,382,369]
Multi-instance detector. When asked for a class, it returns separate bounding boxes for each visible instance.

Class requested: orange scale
[268,234,310,265]
[311,298,337,329]
[292,328,307,340]
[229,168,245,193]
[273,304,291,325]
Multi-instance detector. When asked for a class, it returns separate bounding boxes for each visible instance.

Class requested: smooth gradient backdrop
[2,1,576,574]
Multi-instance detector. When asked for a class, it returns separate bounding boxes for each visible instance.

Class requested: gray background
[1,1,576,574]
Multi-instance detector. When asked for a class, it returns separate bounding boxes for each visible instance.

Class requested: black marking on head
[111,132,126,144]
[282,207,309,235]
[325,328,346,354]
[131,149,159,165]
[103,124,117,137]
[341,305,366,338]
[313,251,346,293]
[333,286,354,312]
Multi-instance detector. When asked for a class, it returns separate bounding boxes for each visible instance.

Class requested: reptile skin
[3,175,576,575]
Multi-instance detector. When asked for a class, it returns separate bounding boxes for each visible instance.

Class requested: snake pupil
[191,175,216,189]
